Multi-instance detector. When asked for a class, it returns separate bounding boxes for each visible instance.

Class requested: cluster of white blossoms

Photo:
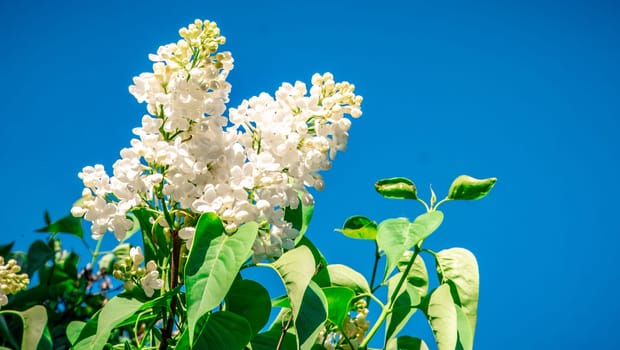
[72,19,362,261]
[0,257,30,307]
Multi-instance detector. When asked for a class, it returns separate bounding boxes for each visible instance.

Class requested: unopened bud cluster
[317,299,370,349]
[0,257,30,307]
[112,247,163,297]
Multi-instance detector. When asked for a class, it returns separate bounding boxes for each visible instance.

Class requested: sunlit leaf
[455,305,474,350]
[377,211,443,278]
[267,246,316,321]
[285,193,314,240]
[436,248,479,336]
[326,264,370,294]
[185,213,258,344]
[0,305,49,350]
[447,175,496,200]
[375,177,418,200]
[423,284,457,350]
[297,236,330,287]
[336,216,377,240]
[397,252,429,297]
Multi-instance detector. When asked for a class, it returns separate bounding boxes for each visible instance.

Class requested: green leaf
[436,248,479,336]
[36,212,83,238]
[66,321,85,345]
[0,242,14,258]
[455,305,474,350]
[130,208,158,263]
[336,216,377,240]
[185,213,258,344]
[297,236,330,287]
[323,287,355,329]
[447,175,496,200]
[251,329,297,350]
[386,336,430,350]
[377,211,443,278]
[424,284,457,350]
[386,274,421,340]
[0,305,49,350]
[196,311,253,350]
[296,281,328,350]
[267,246,316,323]
[225,279,271,335]
[397,252,429,297]
[26,240,54,276]
[73,295,144,350]
[285,193,315,240]
[326,264,370,294]
[375,177,418,200]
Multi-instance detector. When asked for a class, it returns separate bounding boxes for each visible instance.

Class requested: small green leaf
[13,305,48,350]
[131,208,158,263]
[436,248,479,336]
[377,211,443,278]
[36,212,83,238]
[336,216,377,240]
[447,175,496,200]
[385,336,430,350]
[375,177,418,200]
[185,213,258,344]
[423,284,457,350]
[225,279,271,335]
[0,242,14,258]
[26,240,54,276]
[322,287,355,330]
[326,264,370,294]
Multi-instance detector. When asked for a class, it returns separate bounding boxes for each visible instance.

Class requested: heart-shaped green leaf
[423,284,457,350]
[378,211,443,278]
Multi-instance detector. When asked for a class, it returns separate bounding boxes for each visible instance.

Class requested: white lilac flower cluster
[72,19,362,262]
[0,257,30,307]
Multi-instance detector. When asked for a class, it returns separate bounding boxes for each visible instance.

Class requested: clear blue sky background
[1,1,618,349]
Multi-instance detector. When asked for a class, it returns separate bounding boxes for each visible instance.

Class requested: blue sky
[1,0,619,349]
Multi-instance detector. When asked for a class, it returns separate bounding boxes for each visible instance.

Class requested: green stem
[433,197,451,211]
[89,236,104,267]
[367,242,381,303]
[160,230,182,350]
[358,246,421,349]
[416,198,430,212]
